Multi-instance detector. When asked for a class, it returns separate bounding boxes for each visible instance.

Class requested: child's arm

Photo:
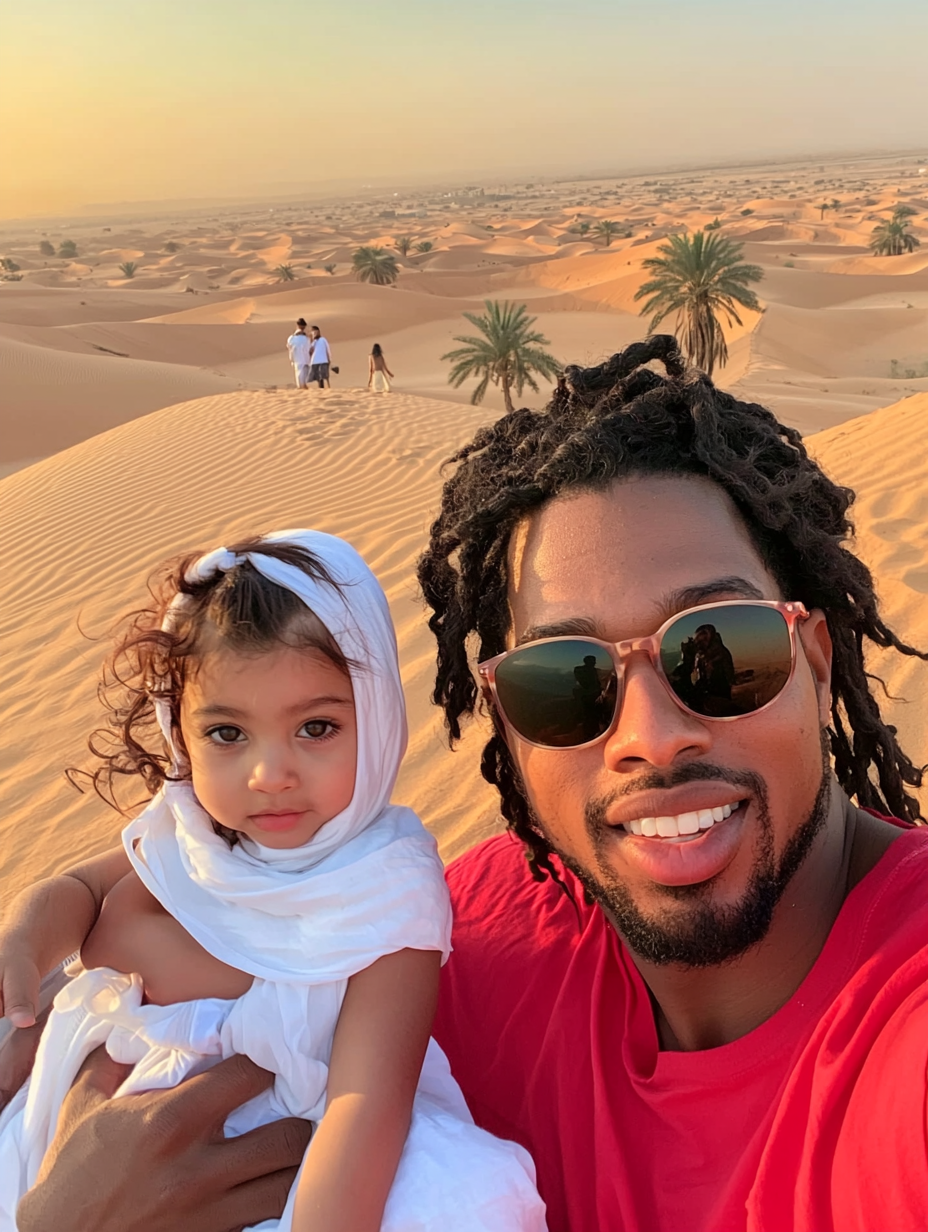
[0,846,130,1026]
[292,946,441,1232]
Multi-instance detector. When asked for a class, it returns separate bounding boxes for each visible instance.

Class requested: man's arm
[0,846,129,1026]
[17,1048,312,1232]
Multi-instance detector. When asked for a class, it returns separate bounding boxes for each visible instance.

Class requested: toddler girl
[0,529,545,1231]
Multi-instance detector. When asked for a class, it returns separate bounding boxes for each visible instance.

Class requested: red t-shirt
[434,825,928,1232]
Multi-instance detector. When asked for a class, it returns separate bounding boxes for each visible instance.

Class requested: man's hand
[0,944,42,1027]
[17,1047,312,1232]
[0,1009,45,1110]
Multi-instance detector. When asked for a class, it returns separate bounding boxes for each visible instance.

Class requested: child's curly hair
[70,536,351,813]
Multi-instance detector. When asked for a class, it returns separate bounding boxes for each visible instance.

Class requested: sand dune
[2,384,925,902]
[0,333,242,462]
[807,393,928,782]
[4,151,927,474]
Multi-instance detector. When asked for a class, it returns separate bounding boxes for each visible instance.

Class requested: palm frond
[441,299,561,408]
[634,230,763,374]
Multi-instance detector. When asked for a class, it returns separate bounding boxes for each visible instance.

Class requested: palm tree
[572,221,591,236]
[352,246,399,285]
[705,218,722,232]
[394,235,413,256]
[119,261,138,278]
[870,208,921,257]
[275,264,296,281]
[817,201,830,221]
[441,300,560,414]
[634,231,763,376]
[414,240,433,254]
[595,220,621,247]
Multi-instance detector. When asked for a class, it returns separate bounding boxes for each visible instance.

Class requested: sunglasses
[478,600,810,750]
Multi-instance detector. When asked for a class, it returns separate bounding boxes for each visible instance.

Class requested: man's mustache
[585,763,768,830]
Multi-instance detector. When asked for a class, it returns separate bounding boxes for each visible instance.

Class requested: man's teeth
[626,803,737,838]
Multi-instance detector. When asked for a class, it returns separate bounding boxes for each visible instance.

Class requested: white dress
[0,790,546,1232]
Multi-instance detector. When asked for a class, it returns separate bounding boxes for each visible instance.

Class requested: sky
[3,0,927,219]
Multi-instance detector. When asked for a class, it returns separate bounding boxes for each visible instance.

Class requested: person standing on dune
[309,325,335,389]
[286,318,311,389]
[368,343,394,394]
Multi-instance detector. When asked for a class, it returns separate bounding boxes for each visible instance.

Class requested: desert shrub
[58,240,78,258]
[1,257,21,272]
[39,240,55,256]
[324,263,337,275]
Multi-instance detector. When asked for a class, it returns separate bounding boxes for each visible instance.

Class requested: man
[419,335,928,1231]
[309,325,334,389]
[8,336,928,1231]
[286,318,311,389]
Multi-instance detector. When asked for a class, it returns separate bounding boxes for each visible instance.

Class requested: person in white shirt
[286,319,312,389]
[309,325,334,388]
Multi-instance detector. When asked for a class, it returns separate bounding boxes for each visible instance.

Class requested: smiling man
[420,336,928,1232]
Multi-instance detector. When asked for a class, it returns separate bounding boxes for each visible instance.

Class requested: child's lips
[248,810,306,833]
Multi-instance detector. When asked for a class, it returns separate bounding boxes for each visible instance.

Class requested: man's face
[505,474,834,966]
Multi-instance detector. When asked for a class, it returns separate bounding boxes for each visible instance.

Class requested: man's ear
[800,610,833,727]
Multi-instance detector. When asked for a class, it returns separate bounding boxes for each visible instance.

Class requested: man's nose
[603,655,711,771]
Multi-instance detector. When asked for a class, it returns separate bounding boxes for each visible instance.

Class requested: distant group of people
[286,319,394,394]
[286,319,335,389]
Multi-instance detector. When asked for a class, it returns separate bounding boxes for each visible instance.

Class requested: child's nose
[248,749,299,792]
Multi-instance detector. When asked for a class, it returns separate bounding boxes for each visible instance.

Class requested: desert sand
[1,151,927,895]
[2,150,926,475]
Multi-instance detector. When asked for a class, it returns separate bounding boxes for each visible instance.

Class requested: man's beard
[542,742,832,968]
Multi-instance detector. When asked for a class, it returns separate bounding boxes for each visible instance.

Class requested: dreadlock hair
[417,334,928,885]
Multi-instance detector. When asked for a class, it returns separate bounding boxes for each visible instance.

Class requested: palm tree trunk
[501,373,515,414]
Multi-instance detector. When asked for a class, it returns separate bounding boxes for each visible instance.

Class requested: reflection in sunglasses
[483,602,805,748]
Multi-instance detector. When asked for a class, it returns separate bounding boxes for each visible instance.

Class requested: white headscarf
[123,529,451,984]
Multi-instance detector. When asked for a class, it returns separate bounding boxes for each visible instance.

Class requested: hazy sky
[3,0,926,218]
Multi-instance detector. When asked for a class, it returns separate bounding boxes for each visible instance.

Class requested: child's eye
[300,719,338,740]
[207,725,244,745]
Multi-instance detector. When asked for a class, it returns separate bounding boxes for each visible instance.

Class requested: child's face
[179,644,357,849]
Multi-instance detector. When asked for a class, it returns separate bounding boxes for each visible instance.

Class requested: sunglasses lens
[660,605,793,718]
[493,640,617,747]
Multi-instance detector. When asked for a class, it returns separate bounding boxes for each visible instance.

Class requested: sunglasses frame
[477,600,811,750]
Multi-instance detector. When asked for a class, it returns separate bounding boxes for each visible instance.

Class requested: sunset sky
[3,0,926,219]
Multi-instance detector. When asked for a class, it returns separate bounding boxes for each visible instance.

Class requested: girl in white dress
[368,343,394,393]
[0,530,545,1232]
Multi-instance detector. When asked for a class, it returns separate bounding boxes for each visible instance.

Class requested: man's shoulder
[848,825,928,956]
[446,833,597,956]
